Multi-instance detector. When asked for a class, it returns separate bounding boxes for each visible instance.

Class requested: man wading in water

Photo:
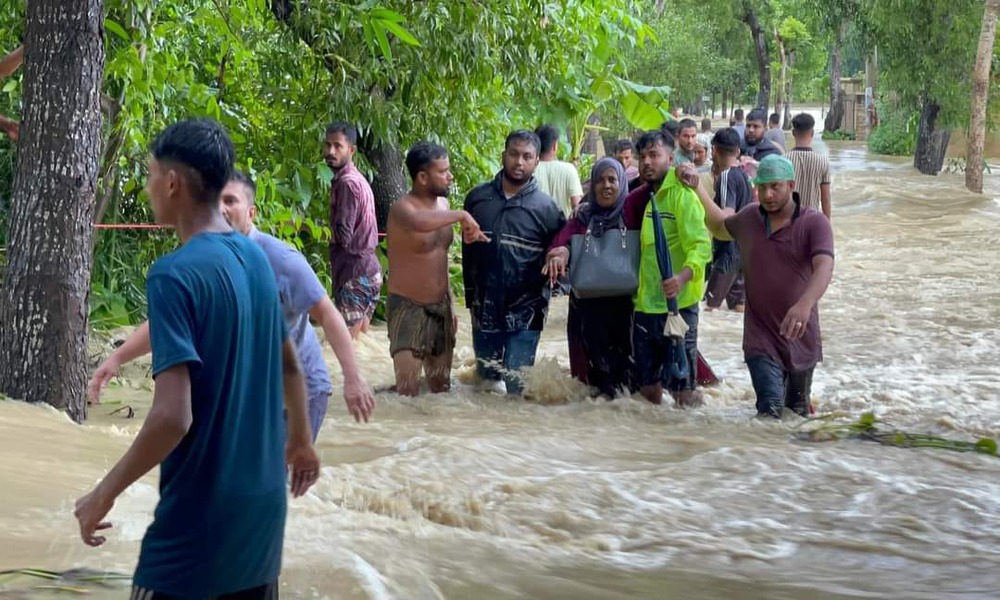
[324,122,381,339]
[386,142,488,396]
[684,155,834,418]
[89,170,377,438]
[626,130,712,408]
[462,130,565,396]
[74,119,319,598]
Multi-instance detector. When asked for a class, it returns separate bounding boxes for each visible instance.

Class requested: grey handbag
[568,222,641,299]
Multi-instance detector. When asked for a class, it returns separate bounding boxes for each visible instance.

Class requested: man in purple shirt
[324,122,382,339]
[683,155,834,418]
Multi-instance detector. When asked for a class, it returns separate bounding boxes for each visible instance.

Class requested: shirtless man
[386,141,488,396]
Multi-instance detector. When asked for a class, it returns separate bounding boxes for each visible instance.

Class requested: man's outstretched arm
[0,46,23,79]
[88,321,153,404]
[309,296,375,423]
[677,164,735,241]
[75,363,193,546]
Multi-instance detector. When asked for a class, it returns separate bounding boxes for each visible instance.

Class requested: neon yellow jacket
[635,168,712,313]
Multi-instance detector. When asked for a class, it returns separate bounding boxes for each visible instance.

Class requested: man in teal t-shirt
[633,141,712,408]
[73,119,320,599]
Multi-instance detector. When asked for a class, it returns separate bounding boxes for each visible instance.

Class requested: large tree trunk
[966,0,1000,193]
[742,1,772,110]
[824,23,847,132]
[783,52,795,130]
[357,136,406,232]
[0,0,105,423]
[914,99,951,175]
[774,32,787,120]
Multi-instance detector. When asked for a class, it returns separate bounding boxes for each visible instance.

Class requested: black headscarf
[575,157,628,237]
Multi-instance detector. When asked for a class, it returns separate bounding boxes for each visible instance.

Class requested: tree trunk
[966,0,1000,193]
[774,32,786,119]
[824,22,847,132]
[357,136,406,232]
[0,0,105,423]
[721,89,728,121]
[914,99,951,176]
[742,1,772,110]
[783,52,795,130]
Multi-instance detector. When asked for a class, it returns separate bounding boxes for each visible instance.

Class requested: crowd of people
[75,109,835,597]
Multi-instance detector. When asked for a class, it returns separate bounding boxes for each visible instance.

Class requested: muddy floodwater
[1,140,999,599]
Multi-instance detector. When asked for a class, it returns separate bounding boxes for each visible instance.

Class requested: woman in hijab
[543,157,642,398]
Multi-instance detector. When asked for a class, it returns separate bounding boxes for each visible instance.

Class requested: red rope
[93,223,387,237]
[93,223,169,229]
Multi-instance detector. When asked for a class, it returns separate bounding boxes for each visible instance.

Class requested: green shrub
[820,129,855,141]
[868,105,918,156]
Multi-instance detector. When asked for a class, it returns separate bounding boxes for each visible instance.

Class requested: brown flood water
[1,139,999,599]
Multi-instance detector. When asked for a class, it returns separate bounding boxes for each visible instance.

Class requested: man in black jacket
[462,130,566,395]
[742,108,783,161]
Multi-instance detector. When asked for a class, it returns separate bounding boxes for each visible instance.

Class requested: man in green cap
[678,155,835,418]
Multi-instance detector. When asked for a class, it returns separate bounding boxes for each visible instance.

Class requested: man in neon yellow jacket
[628,131,712,408]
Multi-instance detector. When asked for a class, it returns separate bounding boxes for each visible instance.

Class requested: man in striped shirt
[786,113,832,219]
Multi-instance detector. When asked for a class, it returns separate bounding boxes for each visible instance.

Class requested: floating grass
[795,411,998,456]
[0,568,131,594]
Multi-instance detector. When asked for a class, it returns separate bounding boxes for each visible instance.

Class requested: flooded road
[1,140,999,599]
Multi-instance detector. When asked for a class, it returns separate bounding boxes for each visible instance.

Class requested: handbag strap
[584,216,628,250]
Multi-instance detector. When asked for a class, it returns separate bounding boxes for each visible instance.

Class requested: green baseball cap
[753,154,795,185]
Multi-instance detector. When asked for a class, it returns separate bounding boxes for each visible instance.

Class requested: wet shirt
[462,172,566,332]
[726,197,835,371]
[250,226,331,399]
[711,166,753,273]
[742,136,783,161]
[329,162,380,288]
[136,232,288,596]
[631,169,712,313]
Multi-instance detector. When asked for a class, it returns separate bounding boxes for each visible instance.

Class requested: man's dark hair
[746,108,768,124]
[769,112,781,126]
[791,112,816,134]
[701,117,712,132]
[678,118,698,132]
[534,124,560,154]
[712,127,742,155]
[612,139,635,154]
[734,108,744,121]
[636,129,675,152]
[150,118,234,204]
[325,121,358,145]
[660,119,680,138]
[229,169,256,206]
[505,129,541,154]
[405,141,449,180]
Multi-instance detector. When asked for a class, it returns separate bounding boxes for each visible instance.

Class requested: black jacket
[462,172,566,332]
[742,137,783,161]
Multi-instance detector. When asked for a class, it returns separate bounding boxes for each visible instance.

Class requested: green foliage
[943,156,993,175]
[797,411,999,457]
[820,129,856,141]
[3,0,655,328]
[867,102,918,156]
[862,0,982,127]
[628,0,756,112]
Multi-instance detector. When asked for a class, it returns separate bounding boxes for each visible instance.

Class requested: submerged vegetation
[797,412,999,457]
